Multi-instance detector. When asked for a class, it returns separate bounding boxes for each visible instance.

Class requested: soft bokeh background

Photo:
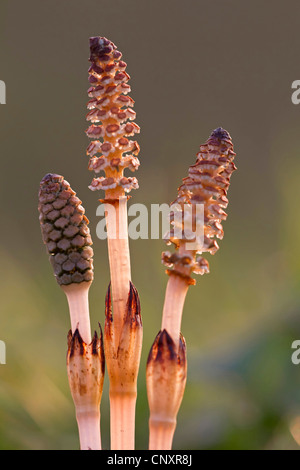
[0,0,300,450]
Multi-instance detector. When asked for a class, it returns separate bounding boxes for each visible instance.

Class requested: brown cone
[86,36,140,197]
[38,173,94,286]
[163,127,237,278]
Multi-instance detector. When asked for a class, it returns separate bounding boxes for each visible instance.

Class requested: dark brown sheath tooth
[163,128,237,277]
[38,173,94,286]
[66,326,105,435]
[104,281,143,394]
[146,330,187,426]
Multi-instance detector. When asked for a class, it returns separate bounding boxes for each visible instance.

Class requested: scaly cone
[87,36,140,198]
[38,173,105,450]
[85,37,142,449]
[147,128,237,449]
[38,174,94,285]
[38,173,94,343]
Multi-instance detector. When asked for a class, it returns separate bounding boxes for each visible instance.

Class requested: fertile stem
[86,36,142,450]
[38,173,104,451]
[147,128,238,450]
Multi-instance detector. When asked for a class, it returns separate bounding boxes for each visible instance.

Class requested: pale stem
[105,196,131,345]
[109,392,137,450]
[62,282,92,344]
[148,418,176,450]
[105,196,138,450]
[76,409,101,450]
[161,275,189,352]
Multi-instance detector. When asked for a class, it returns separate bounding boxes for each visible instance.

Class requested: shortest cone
[38,173,94,286]
[146,330,187,450]
[67,327,105,450]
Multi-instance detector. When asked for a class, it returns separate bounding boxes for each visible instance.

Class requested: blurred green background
[1,0,300,450]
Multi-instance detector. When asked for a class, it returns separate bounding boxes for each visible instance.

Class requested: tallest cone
[86,36,140,199]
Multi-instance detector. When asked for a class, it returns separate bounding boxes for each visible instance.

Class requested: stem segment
[76,410,102,450]
[105,196,131,346]
[161,274,189,352]
[104,282,142,450]
[109,392,137,450]
[148,419,176,450]
[62,282,92,344]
